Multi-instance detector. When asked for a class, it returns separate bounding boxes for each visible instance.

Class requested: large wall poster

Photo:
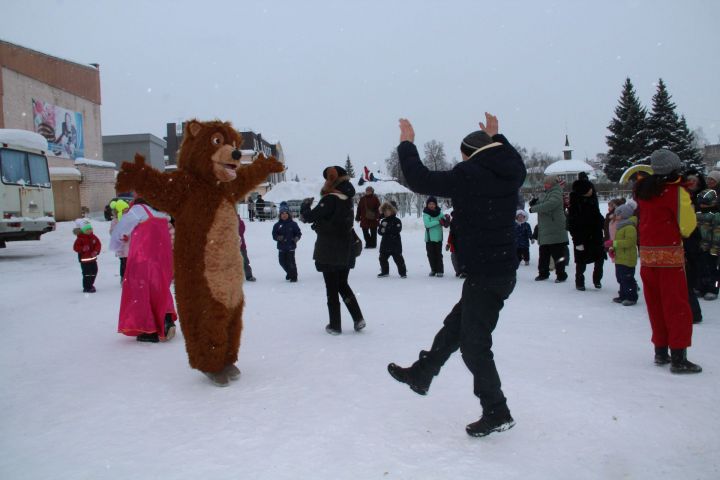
[32,99,85,159]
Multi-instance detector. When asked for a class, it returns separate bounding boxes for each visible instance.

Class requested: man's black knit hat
[460,130,493,157]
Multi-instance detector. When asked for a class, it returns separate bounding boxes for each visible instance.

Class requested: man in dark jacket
[387,113,526,438]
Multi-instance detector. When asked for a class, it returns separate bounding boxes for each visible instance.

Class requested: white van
[0,129,56,248]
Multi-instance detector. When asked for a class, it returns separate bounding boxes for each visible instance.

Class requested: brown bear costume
[116,120,284,386]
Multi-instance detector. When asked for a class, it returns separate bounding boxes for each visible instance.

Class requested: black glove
[529,197,539,207]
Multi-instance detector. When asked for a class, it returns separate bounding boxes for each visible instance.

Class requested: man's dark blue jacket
[398,135,526,276]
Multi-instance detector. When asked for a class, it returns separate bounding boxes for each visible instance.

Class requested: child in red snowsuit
[636,149,700,374]
[73,220,102,293]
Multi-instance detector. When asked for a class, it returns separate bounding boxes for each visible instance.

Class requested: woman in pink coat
[110,198,177,343]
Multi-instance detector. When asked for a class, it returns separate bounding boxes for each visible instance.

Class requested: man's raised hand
[399,118,415,144]
[478,112,499,137]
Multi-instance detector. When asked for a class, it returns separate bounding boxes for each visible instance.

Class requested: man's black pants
[418,273,516,413]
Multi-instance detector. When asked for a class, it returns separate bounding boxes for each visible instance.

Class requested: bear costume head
[178,120,245,183]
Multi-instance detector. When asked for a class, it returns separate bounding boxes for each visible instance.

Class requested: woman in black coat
[567,173,606,291]
[300,166,365,335]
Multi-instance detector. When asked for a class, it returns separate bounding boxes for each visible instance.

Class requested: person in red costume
[636,149,701,373]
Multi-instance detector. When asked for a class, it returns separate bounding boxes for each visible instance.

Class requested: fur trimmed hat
[380,201,397,215]
[321,165,349,195]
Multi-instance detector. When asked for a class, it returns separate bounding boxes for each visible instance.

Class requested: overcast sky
[4,0,719,179]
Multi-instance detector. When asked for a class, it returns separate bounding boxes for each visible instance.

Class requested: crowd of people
[69,112,714,438]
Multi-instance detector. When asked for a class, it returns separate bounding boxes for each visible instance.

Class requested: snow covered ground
[1,211,719,480]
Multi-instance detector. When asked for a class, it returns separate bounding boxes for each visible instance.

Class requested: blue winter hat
[279,201,290,214]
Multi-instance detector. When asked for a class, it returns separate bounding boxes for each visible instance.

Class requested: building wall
[103,134,167,170]
[76,165,116,215]
[0,41,112,216]
[2,67,103,162]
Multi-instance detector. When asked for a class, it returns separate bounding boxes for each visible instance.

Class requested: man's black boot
[654,346,670,365]
[466,408,515,438]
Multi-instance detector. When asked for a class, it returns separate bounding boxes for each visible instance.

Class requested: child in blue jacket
[515,210,533,265]
[272,202,302,282]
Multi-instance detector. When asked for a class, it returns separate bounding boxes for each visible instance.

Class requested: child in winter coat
[73,219,101,293]
[445,211,465,277]
[423,196,444,277]
[377,201,407,278]
[237,215,256,281]
[608,204,638,306]
[109,203,130,281]
[272,202,302,282]
[515,210,533,265]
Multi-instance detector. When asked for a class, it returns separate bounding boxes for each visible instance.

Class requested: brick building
[0,40,114,220]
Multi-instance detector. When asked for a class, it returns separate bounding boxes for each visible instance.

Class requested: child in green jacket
[608,203,638,305]
[423,196,444,277]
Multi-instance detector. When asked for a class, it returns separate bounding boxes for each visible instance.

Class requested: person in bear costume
[116,119,284,386]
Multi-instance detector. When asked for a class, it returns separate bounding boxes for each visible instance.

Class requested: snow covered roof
[49,167,81,180]
[350,178,413,195]
[544,159,594,175]
[0,129,49,153]
[263,178,414,203]
[262,181,323,202]
[74,158,117,169]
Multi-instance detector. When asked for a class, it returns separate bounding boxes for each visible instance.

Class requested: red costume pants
[640,266,693,348]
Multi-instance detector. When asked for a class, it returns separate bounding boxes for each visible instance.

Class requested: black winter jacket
[300,180,357,272]
[397,135,526,275]
[567,192,605,264]
[378,214,403,255]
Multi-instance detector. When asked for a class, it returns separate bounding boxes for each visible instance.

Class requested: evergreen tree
[344,155,356,178]
[646,79,681,154]
[604,78,649,182]
[676,115,705,172]
[646,79,704,172]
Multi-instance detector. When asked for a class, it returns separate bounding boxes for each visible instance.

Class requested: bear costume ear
[186,120,203,137]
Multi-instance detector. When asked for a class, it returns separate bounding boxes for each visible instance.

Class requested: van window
[0,149,30,185]
[28,153,51,187]
[0,149,51,187]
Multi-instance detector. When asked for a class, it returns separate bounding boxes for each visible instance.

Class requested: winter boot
[621,299,637,306]
[136,333,159,343]
[325,324,342,335]
[204,370,230,387]
[466,409,515,438]
[612,297,623,304]
[387,362,433,396]
[223,364,241,381]
[343,294,364,326]
[377,272,389,278]
[534,275,549,281]
[555,272,568,283]
[654,346,670,365]
[670,348,702,374]
[163,314,176,342]
[353,319,366,332]
[575,283,586,291]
